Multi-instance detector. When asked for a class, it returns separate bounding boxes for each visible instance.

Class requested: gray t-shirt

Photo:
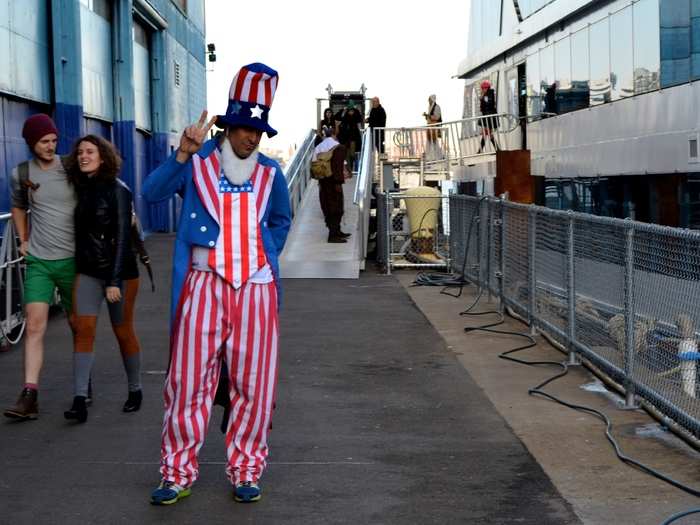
[11,158,76,260]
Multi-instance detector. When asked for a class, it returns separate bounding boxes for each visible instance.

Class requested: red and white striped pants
[160,270,279,487]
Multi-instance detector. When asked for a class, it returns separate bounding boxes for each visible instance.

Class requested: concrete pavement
[397,271,700,525]
[0,234,579,524]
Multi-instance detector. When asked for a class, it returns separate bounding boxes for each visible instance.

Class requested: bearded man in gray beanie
[3,113,77,421]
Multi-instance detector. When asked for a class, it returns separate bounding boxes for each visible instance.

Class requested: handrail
[354,129,374,263]
[354,128,372,205]
[285,129,316,189]
[285,129,317,220]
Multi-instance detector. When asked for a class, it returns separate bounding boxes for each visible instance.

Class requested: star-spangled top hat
[216,62,279,137]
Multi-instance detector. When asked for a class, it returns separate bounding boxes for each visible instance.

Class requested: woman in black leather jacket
[63,135,142,423]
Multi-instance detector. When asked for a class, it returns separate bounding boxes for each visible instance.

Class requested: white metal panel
[166,34,188,133]
[529,83,700,177]
[0,21,10,95]
[0,0,50,103]
[80,5,114,120]
[187,0,205,35]
[187,51,206,124]
[133,38,151,130]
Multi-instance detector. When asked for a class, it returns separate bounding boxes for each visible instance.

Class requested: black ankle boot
[123,390,142,413]
[64,396,88,423]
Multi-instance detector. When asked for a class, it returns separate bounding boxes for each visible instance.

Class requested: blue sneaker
[150,480,191,505]
[234,481,261,503]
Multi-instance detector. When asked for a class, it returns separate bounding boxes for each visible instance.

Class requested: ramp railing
[285,129,317,220]
[450,194,700,445]
[354,129,375,263]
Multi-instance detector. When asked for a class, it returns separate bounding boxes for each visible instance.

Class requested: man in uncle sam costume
[143,63,291,505]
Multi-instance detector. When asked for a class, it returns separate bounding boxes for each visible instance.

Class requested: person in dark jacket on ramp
[314,126,350,242]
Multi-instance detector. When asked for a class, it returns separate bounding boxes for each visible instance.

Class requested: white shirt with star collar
[191,140,273,283]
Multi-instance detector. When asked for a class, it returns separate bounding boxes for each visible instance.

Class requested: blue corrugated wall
[0,0,206,232]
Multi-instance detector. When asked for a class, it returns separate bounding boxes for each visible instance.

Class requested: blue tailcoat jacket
[142,138,291,324]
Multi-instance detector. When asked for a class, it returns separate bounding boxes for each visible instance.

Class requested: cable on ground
[458,300,700,523]
[661,508,700,524]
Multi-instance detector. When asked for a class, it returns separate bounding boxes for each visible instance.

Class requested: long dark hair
[65,134,122,186]
[322,108,334,124]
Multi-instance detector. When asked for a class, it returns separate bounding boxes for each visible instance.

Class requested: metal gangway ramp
[280,114,521,279]
[280,130,373,279]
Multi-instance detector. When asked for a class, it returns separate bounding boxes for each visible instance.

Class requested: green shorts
[24,255,76,313]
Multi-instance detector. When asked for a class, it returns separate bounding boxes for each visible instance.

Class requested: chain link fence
[447,195,700,442]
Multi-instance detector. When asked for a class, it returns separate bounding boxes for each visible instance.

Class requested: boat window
[610,6,634,100]
[634,0,661,92]
[589,17,611,106]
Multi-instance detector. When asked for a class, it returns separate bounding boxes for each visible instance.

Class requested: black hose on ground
[459,302,700,523]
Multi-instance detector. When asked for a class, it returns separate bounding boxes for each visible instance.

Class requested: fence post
[623,223,638,408]
[528,207,537,336]
[487,198,493,302]
[0,224,9,345]
[567,212,580,365]
[498,200,505,315]
[385,190,392,275]
[475,201,482,290]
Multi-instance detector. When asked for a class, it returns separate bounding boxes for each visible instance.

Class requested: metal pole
[567,212,580,365]
[528,207,537,336]
[498,200,505,315]
[385,190,392,275]
[487,199,493,302]
[0,224,8,344]
[475,203,482,291]
[623,224,638,408]
[6,224,11,335]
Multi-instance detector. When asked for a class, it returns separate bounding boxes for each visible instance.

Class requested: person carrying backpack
[312,125,351,243]
[3,114,78,422]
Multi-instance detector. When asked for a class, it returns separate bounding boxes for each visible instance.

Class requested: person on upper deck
[366,97,387,153]
[423,95,443,160]
[477,79,499,154]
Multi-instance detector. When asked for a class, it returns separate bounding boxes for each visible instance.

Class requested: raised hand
[177,110,217,160]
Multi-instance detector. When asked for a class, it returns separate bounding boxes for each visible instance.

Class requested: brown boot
[4,388,38,420]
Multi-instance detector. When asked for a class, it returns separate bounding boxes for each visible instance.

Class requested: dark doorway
[517,62,527,150]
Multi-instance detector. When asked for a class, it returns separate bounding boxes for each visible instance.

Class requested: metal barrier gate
[0,213,26,348]
[376,191,451,272]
